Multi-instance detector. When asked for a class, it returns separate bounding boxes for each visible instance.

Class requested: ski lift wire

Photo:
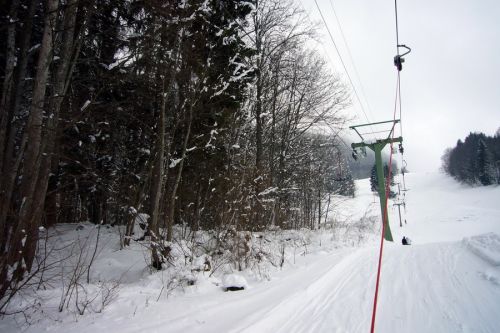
[327,0,375,123]
[371,0,411,331]
[313,0,374,134]
[394,0,407,191]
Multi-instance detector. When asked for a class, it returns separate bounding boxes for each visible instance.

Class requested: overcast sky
[300,0,500,172]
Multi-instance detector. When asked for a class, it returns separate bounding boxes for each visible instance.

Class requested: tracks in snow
[232,242,500,333]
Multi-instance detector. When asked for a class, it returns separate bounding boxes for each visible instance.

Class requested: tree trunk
[317,188,321,230]
[0,0,59,301]
[148,23,183,268]
[17,0,60,273]
[149,81,166,269]
[0,0,37,248]
[166,104,194,242]
[0,0,20,173]
[253,0,264,184]
[43,0,80,228]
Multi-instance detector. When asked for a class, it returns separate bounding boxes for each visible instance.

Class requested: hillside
[1,172,499,333]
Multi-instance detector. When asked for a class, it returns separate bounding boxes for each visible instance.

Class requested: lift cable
[370,0,410,332]
[313,0,374,130]
[394,0,407,192]
[370,69,401,333]
[310,108,354,151]
[327,0,375,122]
[298,0,371,151]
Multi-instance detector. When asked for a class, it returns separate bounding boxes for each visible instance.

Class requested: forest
[441,130,500,185]
[0,0,359,310]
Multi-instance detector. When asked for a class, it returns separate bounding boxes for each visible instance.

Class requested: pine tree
[477,139,496,185]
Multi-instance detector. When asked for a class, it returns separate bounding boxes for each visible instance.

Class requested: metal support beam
[394,202,404,227]
[350,133,402,242]
[374,141,393,241]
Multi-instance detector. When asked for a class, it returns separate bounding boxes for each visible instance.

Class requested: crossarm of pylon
[349,119,400,141]
[351,136,402,150]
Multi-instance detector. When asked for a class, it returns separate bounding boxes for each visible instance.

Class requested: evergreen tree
[443,132,500,185]
[477,139,496,185]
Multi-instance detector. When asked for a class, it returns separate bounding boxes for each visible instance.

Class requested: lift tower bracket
[350,120,403,241]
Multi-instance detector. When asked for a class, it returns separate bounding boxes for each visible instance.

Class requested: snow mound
[222,273,248,290]
[463,233,500,266]
[478,270,500,286]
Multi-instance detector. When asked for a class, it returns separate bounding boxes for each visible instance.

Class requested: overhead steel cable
[297,0,365,150]
[394,0,407,190]
[371,0,410,331]
[370,71,400,333]
[313,0,374,131]
[327,0,375,123]
[310,108,353,151]
[394,0,401,55]
[397,71,407,191]
[394,0,403,139]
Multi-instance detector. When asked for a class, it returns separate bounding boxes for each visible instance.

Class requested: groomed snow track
[155,242,500,333]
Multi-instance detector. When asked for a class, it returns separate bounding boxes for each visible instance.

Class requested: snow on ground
[464,233,500,266]
[391,172,500,244]
[1,172,500,333]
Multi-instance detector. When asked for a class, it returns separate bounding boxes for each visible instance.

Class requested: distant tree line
[0,0,355,302]
[441,130,500,185]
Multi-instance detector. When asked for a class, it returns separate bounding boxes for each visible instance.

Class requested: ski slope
[136,173,500,333]
[226,243,500,333]
[139,172,500,333]
[2,173,499,333]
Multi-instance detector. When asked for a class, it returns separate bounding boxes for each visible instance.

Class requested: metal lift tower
[350,120,403,241]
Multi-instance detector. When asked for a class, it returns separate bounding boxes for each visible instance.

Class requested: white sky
[300,0,500,172]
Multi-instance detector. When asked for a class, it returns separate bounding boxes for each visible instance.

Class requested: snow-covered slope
[160,173,500,333]
[391,172,500,244]
[229,241,500,333]
[2,172,499,333]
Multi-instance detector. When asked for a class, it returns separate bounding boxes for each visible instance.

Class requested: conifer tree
[443,132,500,185]
[477,139,496,185]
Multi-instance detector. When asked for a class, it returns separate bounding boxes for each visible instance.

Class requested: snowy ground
[2,172,500,332]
